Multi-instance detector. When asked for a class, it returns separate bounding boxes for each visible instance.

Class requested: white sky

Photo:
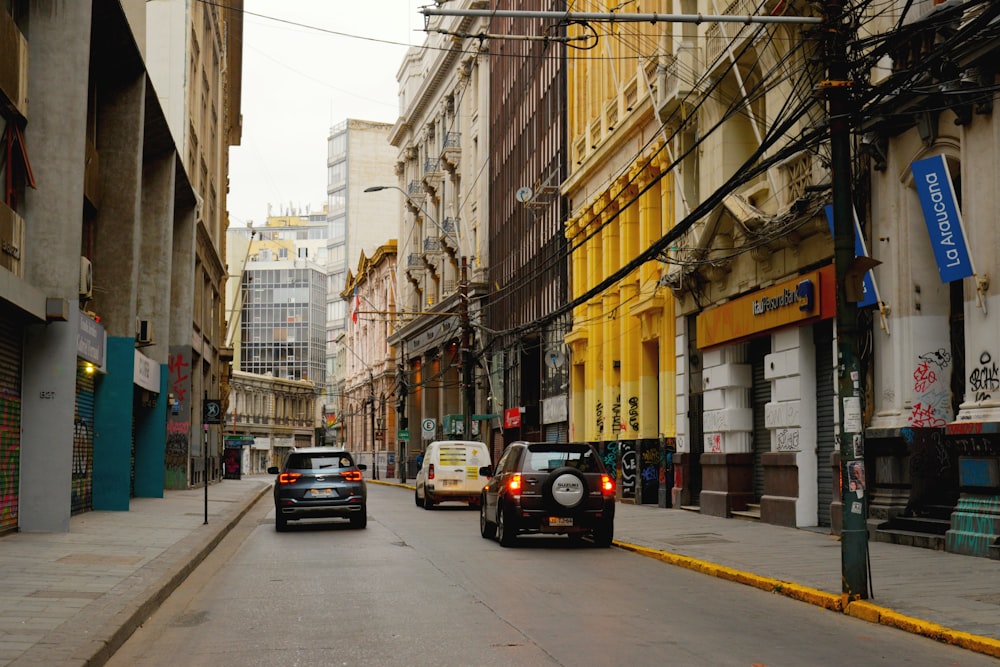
[227,1,426,227]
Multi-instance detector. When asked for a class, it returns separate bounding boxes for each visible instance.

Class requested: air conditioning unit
[79,257,93,299]
[136,318,153,344]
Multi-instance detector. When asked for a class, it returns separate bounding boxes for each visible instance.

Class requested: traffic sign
[203,399,222,424]
[421,418,436,440]
[398,429,410,441]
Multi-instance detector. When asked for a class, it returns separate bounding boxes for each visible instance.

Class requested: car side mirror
[479,465,493,477]
[267,466,279,475]
[357,464,368,471]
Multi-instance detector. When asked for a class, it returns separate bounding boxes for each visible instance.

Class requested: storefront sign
[696,265,835,349]
[133,349,160,392]
[911,154,974,283]
[504,407,522,429]
[77,309,106,368]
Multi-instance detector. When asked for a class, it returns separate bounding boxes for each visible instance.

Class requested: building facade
[563,2,686,506]
[485,1,571,459]
[138,0,243,490]
[226,370,317,475]
[325,119,400,446]
[341,242,399,478]
[0,0,241,533]
[386,1,491,454]
[859,0,1000,557]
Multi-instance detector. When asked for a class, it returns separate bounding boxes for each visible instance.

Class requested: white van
[414,440,491,509]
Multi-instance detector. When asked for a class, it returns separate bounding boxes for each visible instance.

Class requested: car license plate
[549,517,573,527]
[441,479,458,487]
[310,488,335,498]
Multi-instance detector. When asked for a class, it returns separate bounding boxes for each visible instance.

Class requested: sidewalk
[0,477,997,666]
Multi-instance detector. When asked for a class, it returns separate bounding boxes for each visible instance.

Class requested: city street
[107,483,998,667]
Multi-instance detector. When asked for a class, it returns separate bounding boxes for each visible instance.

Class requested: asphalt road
[107,483,999,667]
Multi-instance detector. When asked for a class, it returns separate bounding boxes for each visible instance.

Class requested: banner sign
[911,155,974,283]
[824,205,878,308]
[504,407,522,429]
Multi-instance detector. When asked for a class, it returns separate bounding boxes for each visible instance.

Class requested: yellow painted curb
[614,540,844,612]
[369,479,414,490]
[616,540,1000,659]
[846,601,1000,658]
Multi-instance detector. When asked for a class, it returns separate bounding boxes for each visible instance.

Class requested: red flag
[351,287,360,324]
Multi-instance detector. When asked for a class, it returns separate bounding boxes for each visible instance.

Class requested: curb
[615,540,1000,660]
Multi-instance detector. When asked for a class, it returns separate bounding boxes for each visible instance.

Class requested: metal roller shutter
[0,311,23,533]
[72,365,96,515]
[815,321,835,527]
[751,337,772,501]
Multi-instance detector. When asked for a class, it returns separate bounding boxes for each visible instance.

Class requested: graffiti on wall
[166,420,189,488]
[969,351,1000,403]
[0,389,20,527]
[776,428,800,452]
[601,441,618,481]
[611,394,622,433]
[627,396,639,431]
[908,348,952,428]
[595,400,605,436]
[620,441,637,498]
[168,353,190,404]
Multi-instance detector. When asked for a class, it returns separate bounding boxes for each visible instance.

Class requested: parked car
[414,440,492,509]
[479,441,616,547]
[268,447,367,531]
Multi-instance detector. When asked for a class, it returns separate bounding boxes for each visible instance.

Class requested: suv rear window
[285,453,354,470]
[523,444,600,473]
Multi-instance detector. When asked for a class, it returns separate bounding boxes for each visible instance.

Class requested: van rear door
[435,443,489,493]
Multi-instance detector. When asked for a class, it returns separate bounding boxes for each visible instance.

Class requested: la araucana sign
[911,154,974,283]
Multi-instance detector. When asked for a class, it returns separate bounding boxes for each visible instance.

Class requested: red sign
[504,407,521,429]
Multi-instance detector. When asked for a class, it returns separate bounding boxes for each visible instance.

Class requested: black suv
[268,447,368,531]
[479,441,615,547]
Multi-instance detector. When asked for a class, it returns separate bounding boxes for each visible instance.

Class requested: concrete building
[324,119,400,446]
[133,0,244,490]
[385,0,490,453]
[0,0,241,533]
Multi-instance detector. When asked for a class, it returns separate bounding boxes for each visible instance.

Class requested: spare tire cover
[545,468,587,509]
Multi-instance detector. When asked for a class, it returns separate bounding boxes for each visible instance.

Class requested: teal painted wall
[93,337,135,510]
[133,368,167,497]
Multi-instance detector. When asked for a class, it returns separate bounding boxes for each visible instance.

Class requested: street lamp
[364,184,476,445]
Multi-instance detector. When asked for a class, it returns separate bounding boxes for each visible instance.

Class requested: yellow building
[563,3,680,505]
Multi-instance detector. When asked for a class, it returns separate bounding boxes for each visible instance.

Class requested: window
[279,247,289,259]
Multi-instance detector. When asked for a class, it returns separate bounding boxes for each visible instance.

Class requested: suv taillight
[428,463,435,480]
[601,474,615,496]
[508,473,522,494]
[341,470,362,482]
[278,472,302,485]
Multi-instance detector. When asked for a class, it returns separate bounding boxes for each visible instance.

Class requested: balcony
[407,180,424,197]
[441,132,461,172]
[654,47,700,125]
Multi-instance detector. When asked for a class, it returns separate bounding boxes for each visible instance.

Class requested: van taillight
[341,470,362,482]
[601,474,615,496]
[508,474,522,494]
[278,472,301,485]
[428,464,435,480]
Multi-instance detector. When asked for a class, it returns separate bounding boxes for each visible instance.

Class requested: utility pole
[369,370,378,480]
[460,256,474,441]
[822,0,869,600]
